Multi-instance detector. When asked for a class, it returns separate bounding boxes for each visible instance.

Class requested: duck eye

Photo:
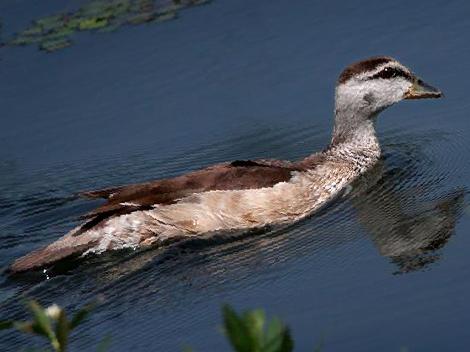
[370,67,411,80]
[376,67,396,79]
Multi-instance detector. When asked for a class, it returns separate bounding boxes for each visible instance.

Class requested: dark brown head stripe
[338,56,394,84]
[367,66,413,81]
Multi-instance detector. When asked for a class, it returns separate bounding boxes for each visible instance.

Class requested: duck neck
[329,108,381,161]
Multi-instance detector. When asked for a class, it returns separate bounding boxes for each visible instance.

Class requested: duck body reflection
[351,155,465,274]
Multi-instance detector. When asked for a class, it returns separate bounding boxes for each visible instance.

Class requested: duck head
[332,56,442,145]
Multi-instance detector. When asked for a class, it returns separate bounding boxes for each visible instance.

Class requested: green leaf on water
[13,321,34,334]
[55,310,69,351]
[27,300,61,351]
[27,301,55,340]
[263,318,293,352]
[222,305,255,352]
[0,320,14,330]
[222,305,293,352]
[243,309,265,348]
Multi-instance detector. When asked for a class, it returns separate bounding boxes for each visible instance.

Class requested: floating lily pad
[155,11,177,22]
[9,35,41,46]
[7,0,214,52]
[45,27,75,40]
[39,38,71,52]
[22,25,43,36]
[127,12,156,25]
[79,17,109,30]
[97,23,122,33]
[36,15,66,31]
[191,0,212,5]
[157,2,184,14]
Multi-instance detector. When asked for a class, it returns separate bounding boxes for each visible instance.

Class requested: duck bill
[404,78,443,99]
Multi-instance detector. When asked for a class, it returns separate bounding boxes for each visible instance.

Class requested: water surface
[1,0,470,351]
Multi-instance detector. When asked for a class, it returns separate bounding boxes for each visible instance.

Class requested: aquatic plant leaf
[0,320,14,330]
[278,329,293,352]
[79,17,108,30]
[27,301,55,340]
[6,0,214,53]
[264,320,282,351]
[263,318,293,352]
[39,38,71,53]
[55,310,69,351]
[13,321,34,334]
[222,305,256,352]
[242,309,265,347]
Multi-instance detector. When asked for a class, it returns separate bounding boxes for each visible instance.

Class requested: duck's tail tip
[8,241,94,274]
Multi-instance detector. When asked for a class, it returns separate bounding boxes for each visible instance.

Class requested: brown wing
[78,159,304,222]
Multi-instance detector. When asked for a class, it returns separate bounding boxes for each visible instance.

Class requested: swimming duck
[10,56,442,273]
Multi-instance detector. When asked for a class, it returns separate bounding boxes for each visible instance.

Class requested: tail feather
[9,233,98,273]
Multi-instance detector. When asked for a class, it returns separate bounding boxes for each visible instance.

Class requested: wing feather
[78,160,303,222]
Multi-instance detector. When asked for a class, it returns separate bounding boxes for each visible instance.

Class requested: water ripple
[0,125,468,350]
